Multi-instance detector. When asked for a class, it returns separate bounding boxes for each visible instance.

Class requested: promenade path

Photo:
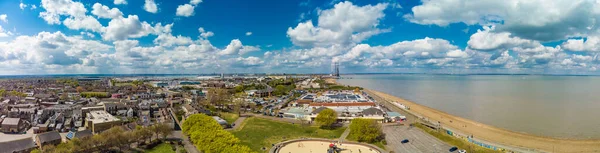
[366,89,600,153]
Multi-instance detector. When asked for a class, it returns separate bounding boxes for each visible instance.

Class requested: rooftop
[1,118,20,125]
[86,110,120,123]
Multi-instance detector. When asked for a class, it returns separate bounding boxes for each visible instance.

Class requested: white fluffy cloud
[562,37,600,52]
[176,4,195,17]
[198,27,214,38]
[92,3,123,19]
[246,32,252,36]
[39,0,87,24]
[467,26,540,51]
[287,1,389,47]
[190,0,203,5]
[114,0,127,5]
[63,15,104,32]
[144,0,158,13]
[19,3,27,10]
[0,25,13,37]
[0,31,111,67]
[0,14,6,23]
[218,39,260,55]
[405,0,600,41]
[103,15,171,41]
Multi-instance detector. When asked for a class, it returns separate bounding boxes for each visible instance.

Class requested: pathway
[171,131,199,153]
[338,127,351,143]
[225,116,247,131]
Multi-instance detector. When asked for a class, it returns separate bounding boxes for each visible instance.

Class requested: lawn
[145,143,175,153]
[220,112,240,124]
[231,117,346,152]
[414,123,501,153]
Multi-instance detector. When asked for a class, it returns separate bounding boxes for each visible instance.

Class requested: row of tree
[182,114,254,153]
[0,89,28,97]
[32,123,172,153]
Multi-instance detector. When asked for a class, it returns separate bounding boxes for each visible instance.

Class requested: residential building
[35,131,62,149]
[0,138,36,153]
[1,118,25,133]
[85,110,122,133]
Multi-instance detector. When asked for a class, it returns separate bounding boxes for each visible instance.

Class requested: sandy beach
[368,89,600,152]
[325,78,600,152]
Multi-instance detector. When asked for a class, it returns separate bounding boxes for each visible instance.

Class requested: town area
[0,74,477,153]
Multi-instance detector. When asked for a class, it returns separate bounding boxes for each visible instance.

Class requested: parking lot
[384,125,453,153]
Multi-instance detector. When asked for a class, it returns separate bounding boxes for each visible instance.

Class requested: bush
[349,118,382,143]
[182,114,254,153]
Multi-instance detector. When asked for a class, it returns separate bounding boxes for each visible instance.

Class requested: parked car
[458,149,467,153]
[449,147,458,152]
[401,139,409,144]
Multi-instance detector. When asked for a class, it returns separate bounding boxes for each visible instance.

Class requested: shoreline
[328,78,600,152]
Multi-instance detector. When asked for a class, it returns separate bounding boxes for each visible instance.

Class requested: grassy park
[231,117,346,152]
[144,143,175,153]
[220,112,240,124]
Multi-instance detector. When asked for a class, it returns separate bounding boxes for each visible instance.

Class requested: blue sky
[0,0,599,75]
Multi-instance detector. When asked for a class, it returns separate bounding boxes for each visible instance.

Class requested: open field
[231,117,346,152]
[220,112,240,124]
[367,89,600,152]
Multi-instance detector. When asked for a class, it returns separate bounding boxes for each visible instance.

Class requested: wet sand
[368,89,600,152]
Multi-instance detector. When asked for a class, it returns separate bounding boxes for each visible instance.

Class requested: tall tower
[331,61,340,78]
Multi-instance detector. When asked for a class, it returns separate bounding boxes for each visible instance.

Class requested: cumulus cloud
[287,1,389,47]
[39,0,87,24]
[176,4,195,17]
[405,0,600,41]
[144,0,158,13]
[0,25,13,37]
[114,0,127,5]
[198,27,214,38]
[92,3,123,19]
[562,37,600,52]
[467,26,540,51]
[63,15,104,32]
[19,3,27,10]
[0,31,111,67]
[0,14,6,23]
[190,0,203,5]
[246,32,252,36]
[103,15,171,41]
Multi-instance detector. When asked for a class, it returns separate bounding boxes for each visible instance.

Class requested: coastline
[328,78,600,152]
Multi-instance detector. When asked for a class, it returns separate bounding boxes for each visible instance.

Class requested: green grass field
[231,117,346,152]
[220,112,240,124]
[145,143,175,153]
[414,123,501,153]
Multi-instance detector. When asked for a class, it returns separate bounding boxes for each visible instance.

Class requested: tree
[315,108,337,129]
[182,114,256,153]
[76,86,84,93]
[182,114,222,134]
[348,118,382,143]
[155,123,173,139]
[206,88,232,109]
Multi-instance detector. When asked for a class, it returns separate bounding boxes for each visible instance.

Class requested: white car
[458,149,467,153]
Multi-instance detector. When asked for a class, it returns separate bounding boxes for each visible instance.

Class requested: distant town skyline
[0,0,599,75]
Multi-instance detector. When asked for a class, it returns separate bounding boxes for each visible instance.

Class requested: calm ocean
[338,74,600,139]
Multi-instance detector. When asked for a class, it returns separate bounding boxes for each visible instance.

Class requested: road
[383,125,452,153]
